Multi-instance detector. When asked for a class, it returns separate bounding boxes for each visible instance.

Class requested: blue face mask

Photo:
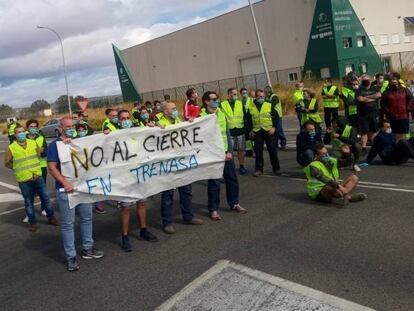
[141,113,149,120]
[121,119,132,129]
[309,131,316,139]
[77,130,88,137]
[171,110,179,119]
[321,154,330,162]
[211,100,220,109]
[232,95,238,101]
[111,117,118,124]
[16,133,27,142]
[257,97,265,104]
[28,128,38,135]
[64,128,76,138]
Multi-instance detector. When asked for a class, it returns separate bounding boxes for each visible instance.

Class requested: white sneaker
[22,216,29,223]
[353,164,361,172]
[41,210,47,217]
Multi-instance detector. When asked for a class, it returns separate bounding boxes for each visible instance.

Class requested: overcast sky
[0,0,255,108]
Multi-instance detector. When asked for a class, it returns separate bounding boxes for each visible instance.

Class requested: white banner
[57,114,225,208]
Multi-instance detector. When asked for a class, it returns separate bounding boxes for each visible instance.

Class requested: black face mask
[361,80,370,87]
[389,84,398,91]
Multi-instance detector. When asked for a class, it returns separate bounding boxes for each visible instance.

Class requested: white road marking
[156,260,375,311]
[265,174,414,193]
[0,198,56,216]
[0,193,23,202]
[0,180,21,192]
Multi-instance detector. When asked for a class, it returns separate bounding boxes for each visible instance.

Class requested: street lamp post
[37,26,72,117]
[248,0,272,88]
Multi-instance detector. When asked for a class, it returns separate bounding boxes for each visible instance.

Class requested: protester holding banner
[156,101,203,234]
[201,91,247,220]
[139,106,155,127]
[102,108,120,133]
[48,117,104,272]
[115,110,158,251]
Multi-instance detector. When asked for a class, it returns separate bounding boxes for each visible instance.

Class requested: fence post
[235,77,238,90]
[174,88,178,101]
[218,80,221,96]
[399,52,403,71]
[254,74,258,89]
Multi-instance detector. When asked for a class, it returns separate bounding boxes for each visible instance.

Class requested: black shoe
[121,235,132,252]
[67,257,79,272]
[273,169,281,176]
[140,229,158,242]
[82,247,105,259]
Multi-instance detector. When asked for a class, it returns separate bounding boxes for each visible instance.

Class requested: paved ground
[0,117,413,311]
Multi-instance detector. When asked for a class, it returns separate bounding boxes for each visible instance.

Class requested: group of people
[4,72,414,271]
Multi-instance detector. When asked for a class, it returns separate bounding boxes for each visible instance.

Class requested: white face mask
[385,128,392,134]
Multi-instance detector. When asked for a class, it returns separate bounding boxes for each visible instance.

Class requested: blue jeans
[275,118,287,147]
[297,149,314,167]
[19,177,54,224]
[161,185,193,226]
[208,159,239,212]
[56,191,93,259]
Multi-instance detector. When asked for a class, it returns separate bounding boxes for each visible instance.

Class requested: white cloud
[0,0,250,108]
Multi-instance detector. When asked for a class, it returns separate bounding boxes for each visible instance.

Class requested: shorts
[358,112,379,135]
[231,134,246,151]
[119,200,145,209]
[390,119,409,134]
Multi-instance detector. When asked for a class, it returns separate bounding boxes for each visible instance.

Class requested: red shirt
[184,100,201,120]
[382,88,412,120]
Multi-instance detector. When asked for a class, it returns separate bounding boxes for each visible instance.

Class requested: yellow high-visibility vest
[322,85,340,108]
[247,101,274,132]
[9,140,41,182]
[220,100,244,129]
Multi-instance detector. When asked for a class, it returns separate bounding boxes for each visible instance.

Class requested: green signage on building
[112,44,141,103]
[304,0,382,79]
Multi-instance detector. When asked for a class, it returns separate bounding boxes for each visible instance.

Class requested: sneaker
[353,164,361,172]
[238,167,248,175]
[82,248,104,259]
[67,257,80,272]
[94,204,106,214]
[210,211,221,221]
[140,229,158,242]
[41,210,47,217]
[121,236,132,252]
[22,216,29,223]
[333,197,349,208]
[253,171,262,177]
[48,217,59,226]
[231,204,247,214]
[350,193,368,202]
[163,225,176,234]
[183,218,204,225]
[28,224,37,232]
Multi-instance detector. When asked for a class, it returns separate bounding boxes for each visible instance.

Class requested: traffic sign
[76,99,89,112]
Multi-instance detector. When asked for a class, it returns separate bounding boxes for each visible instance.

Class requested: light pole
[37,25,72,117]
[248,0,272,88]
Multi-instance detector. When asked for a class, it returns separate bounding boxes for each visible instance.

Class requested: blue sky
[0,0,257,108]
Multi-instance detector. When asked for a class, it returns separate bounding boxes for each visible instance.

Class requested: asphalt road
[0,117,413,311]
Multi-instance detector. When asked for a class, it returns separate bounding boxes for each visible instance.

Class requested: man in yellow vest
[220,88,248,175]
[265,86,286,150]
[340,77,359,127]
[293,81,305,126]
[246,89,281,177]
[102,108,119,134]
[156,101,203,234]
[321,78,340,129]
[4,125,58,232]
[200,91,247,220]
[7,118,19,143]
[304,144,367,206]
[131,100,143,126]
[240,88,254,157]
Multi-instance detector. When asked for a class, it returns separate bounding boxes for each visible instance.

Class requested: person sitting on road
[304,144,367,207]
[364,120,414,165]
[323,117,362,172]
[296,121,323,167]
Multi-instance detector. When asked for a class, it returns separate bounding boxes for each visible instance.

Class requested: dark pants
[324,107,338,128]
[348,115,358,127]
[384,139,414,165]
[297,149,314,167]
[161,185,193,226]
[333,143,362,167]
[19,177,54,224]
[207,159,239,212]
[8,135,15,144]
[254,129,280,172]
[41,167,47,182]
[275,118,287,148]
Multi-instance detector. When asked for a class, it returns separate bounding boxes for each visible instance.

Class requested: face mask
[385,128,392,134]
[211,100,220,109]
[361,80,370,87]
[16,133,26,142]
[121,119,132,129]
[111,117,118,124]
[242,93,248,98]
[28,128,38,135]
[141,113,149,120]
[232,95,238,101]
[171,110,179,119]
[64,128,76,138]
[378,78,384,83]
[299,87,304,91]
[308,131,316,139]
[257,97,265,104]
[321,154,330,162]
[77,130,88,137]
[156,105,161,111]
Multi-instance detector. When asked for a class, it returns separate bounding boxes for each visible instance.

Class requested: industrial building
[113,0,414,102]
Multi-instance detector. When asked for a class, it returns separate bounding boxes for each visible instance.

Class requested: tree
[0,104,15,122]
[30,99,50,115]
[54,95,75,113]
